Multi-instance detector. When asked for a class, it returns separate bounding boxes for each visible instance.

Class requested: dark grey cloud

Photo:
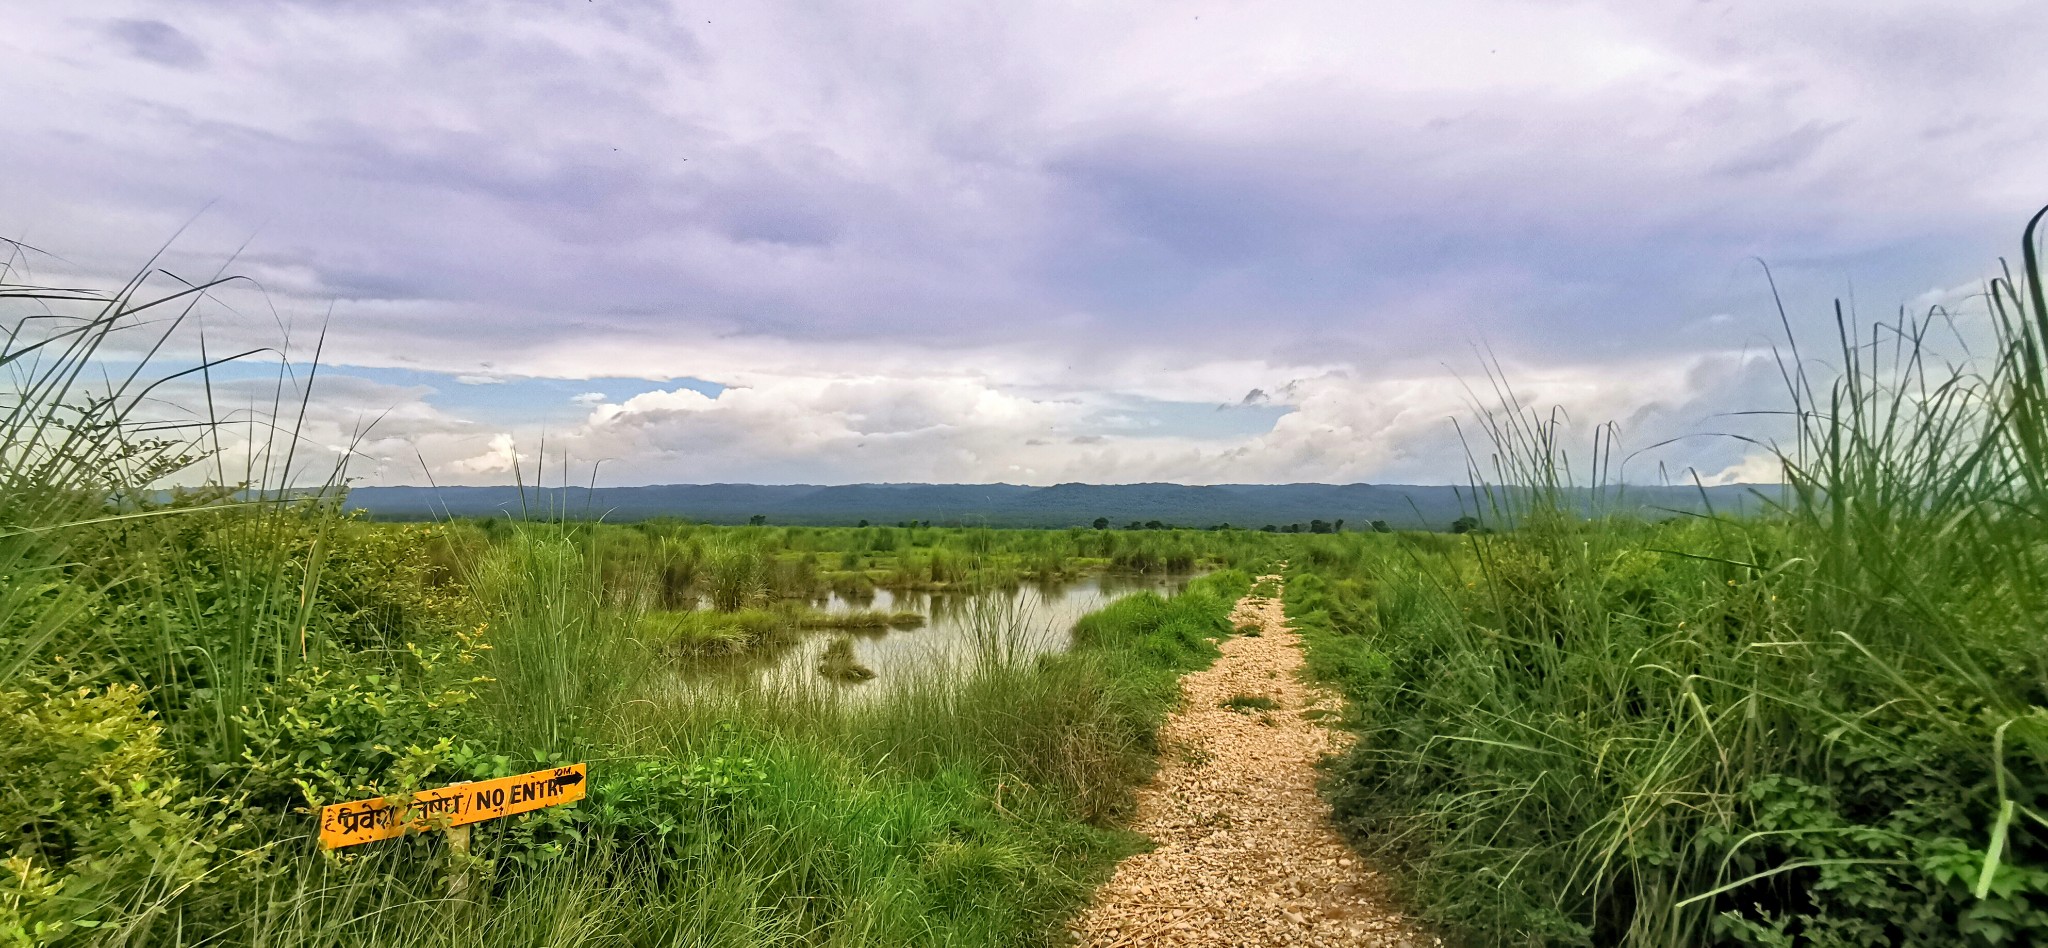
[1710,121,1843,180]
[105,18,207,69]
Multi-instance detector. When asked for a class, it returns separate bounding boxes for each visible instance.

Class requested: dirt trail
[1070,574,1436,948]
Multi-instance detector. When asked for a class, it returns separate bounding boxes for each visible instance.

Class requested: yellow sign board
[318,764,587,849]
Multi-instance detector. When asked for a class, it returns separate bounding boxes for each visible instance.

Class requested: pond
[682,572,1203,693]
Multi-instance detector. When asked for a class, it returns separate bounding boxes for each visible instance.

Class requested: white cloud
[1700,451,1785,487]
[447,432,522,477]
[4,0,2033,486]
[343,347,1790,487]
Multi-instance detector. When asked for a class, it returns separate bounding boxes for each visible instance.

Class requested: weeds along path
[1071,574,1435,948]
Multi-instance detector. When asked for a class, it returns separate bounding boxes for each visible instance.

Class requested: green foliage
[0,682,207,943]
[1287,211,2048,946]
[1293,516,2048,946]
[0,253,1263,946]
[581,753,771,859]
[0,313,1261,947]
[2,494,1258,946]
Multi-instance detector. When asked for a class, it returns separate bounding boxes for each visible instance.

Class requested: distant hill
[344,482,1785,530]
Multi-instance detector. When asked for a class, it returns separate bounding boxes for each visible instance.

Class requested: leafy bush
[582,753,771,861]
[0,682,208,943]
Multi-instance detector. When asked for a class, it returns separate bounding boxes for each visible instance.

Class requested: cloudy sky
[4,0,2041,487]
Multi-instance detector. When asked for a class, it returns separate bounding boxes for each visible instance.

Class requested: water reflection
[683,572,1200,693]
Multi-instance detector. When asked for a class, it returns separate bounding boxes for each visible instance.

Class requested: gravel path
[1070,574,1437,948]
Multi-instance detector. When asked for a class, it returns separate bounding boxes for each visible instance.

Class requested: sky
[4,0,2043,487]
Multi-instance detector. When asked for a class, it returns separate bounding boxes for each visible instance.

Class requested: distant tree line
[1075,517,1414,534]
[735,514,1428,533]
[1255,519,1346,534]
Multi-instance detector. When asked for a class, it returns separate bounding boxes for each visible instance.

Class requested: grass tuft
[1220,693,1278,713]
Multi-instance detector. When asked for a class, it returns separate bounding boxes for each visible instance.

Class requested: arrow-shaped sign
[318,764,588,849]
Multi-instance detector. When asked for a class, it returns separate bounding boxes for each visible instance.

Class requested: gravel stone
[1069,574,1440,948]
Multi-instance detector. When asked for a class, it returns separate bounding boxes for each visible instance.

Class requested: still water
[695,572,1201,692]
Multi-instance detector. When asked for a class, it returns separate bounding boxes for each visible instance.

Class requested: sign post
[446,821,472,898]
[317,764,587,850]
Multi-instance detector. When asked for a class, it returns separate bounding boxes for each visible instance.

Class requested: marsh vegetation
[0,257,1279,945]
[1278,215,2048,944]
[10,210,2048,946]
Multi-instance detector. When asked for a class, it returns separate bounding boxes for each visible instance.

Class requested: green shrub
[0,682,209,942]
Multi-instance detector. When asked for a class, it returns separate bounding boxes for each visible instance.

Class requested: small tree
[1451,515,1479,534]
[1092,517,1110,530]
[747,514,768,526]
[1371,520,1392,533]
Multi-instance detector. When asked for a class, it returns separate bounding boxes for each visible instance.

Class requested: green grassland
[0,247,1293,946]
[1278,217,2048,945]
[12,210,2048,946]
[2,491,1260,944]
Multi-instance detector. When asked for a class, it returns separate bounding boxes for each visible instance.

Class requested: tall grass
[1293,210,2048,945]
[0,248,260,689]
[0,249,395,942]
[237,563,1257,947]
[467,526,647,755]
[0,241,1266,945]
[699,537,768,612]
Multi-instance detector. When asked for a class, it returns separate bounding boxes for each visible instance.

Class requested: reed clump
[815,636,876,681]
[640,606,795,656]
[797,609,925,631]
